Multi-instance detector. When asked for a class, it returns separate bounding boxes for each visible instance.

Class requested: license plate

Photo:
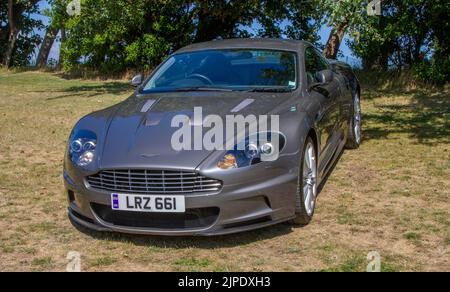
[111,193,185,213]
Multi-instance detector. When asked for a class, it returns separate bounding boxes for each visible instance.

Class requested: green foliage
[318,0,372,58]
[0,1,7,55]
[320,0,368,30]
[348,0,449,84]
[0,0,43,67]
[60,0,320,73]
[283,0,321,44]
[2,0,448,82]
[125,35,170,71]
[44,0,69,28]
[61,0,195,73]
[414,58,450,85]
[193,0,257,42]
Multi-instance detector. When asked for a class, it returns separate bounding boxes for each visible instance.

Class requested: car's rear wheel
[345,92,362,149]
[291,137,317,226]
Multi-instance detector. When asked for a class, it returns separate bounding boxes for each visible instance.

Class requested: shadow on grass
[363,90,450,145]
[73,221,294,249]
[47,82,132,100]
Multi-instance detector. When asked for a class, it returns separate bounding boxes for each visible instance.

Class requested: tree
[1,0,42,68]
[283,0,321,44]
[345,0,449,84]
[423,0,449,82]
[0,2,7,51]
[320,0,368,59]
[193,0,257,42]
[36,0,68,68]
[59,0,323,73]
[192,0,321,42]
[61,0,196,72]
[349,1,448,67]
[3,0,17,67]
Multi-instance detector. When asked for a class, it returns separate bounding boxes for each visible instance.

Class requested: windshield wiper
[246,87,294,93]
[175,87,234,92]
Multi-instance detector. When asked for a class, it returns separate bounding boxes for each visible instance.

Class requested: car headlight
[69,130,97,168]
[218,132,285,170]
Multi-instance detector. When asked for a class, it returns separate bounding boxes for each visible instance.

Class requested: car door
[304,47,341,177]
[330,63,353,137]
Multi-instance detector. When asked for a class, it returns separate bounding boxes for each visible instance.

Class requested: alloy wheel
[303,142,317,216]
[354,94,362,144]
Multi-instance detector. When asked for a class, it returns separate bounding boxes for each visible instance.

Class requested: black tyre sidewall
[345,93,361,149]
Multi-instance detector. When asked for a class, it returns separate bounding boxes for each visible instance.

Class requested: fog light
[218,154,237,170]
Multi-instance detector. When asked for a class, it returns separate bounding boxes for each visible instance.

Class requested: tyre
[345,92,362,149]
[291,136,318,226]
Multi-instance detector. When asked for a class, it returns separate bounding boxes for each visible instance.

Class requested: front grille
[92,203,219,229]
[86,169,222,194]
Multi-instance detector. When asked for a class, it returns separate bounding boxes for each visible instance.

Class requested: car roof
[175,38,308,54]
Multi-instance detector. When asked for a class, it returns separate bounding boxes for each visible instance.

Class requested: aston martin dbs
[64,39,361,236]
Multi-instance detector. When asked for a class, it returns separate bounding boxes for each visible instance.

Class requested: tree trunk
[324,19,349,59]
[194,1,239,43]
[3,30,18,68]
[2,0,40,67]
[36,26,59,68]
[194,2,216,43]
[3,0,16,68]
[57,25,66,70]
[0,28,7,64]
[0,27,7,45]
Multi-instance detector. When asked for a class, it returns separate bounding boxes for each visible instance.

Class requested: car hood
[98,91,293,170]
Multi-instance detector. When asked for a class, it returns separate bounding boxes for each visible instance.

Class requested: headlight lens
[70,139,83,154]
[260,142,274,155]
[83,141,96,152]
[217,154,238,170]
[218,132,285,170]
[69,130,97,168]
[245,143,259,159]
[78,151,95,167]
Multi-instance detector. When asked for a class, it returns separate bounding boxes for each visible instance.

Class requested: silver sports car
[64,39,361,236]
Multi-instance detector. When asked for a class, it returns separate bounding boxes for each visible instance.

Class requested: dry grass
[0,69,448,272]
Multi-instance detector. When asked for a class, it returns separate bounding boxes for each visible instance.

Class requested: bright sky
[32,0,359,66]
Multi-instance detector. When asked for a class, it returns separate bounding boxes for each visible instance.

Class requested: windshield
[142,49,297,92]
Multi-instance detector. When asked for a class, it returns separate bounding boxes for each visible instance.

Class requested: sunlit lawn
[0,69,448,271]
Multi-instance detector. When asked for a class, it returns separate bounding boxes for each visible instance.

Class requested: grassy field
[0,69,448,272]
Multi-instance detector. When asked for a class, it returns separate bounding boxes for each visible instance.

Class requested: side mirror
[131,74,143,87]
[315,69,334,84]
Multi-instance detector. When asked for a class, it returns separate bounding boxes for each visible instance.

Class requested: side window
[305,47,328,85]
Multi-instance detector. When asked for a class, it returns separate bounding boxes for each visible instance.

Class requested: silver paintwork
[140,99,157,113]
[230,98,255,113]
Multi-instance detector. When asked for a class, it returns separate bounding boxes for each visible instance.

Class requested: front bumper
[64,158,298,236]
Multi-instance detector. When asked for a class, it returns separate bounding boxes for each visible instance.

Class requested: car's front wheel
[291,137,318,226]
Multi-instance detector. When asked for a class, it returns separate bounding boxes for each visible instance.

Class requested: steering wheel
[187,74,214,85]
